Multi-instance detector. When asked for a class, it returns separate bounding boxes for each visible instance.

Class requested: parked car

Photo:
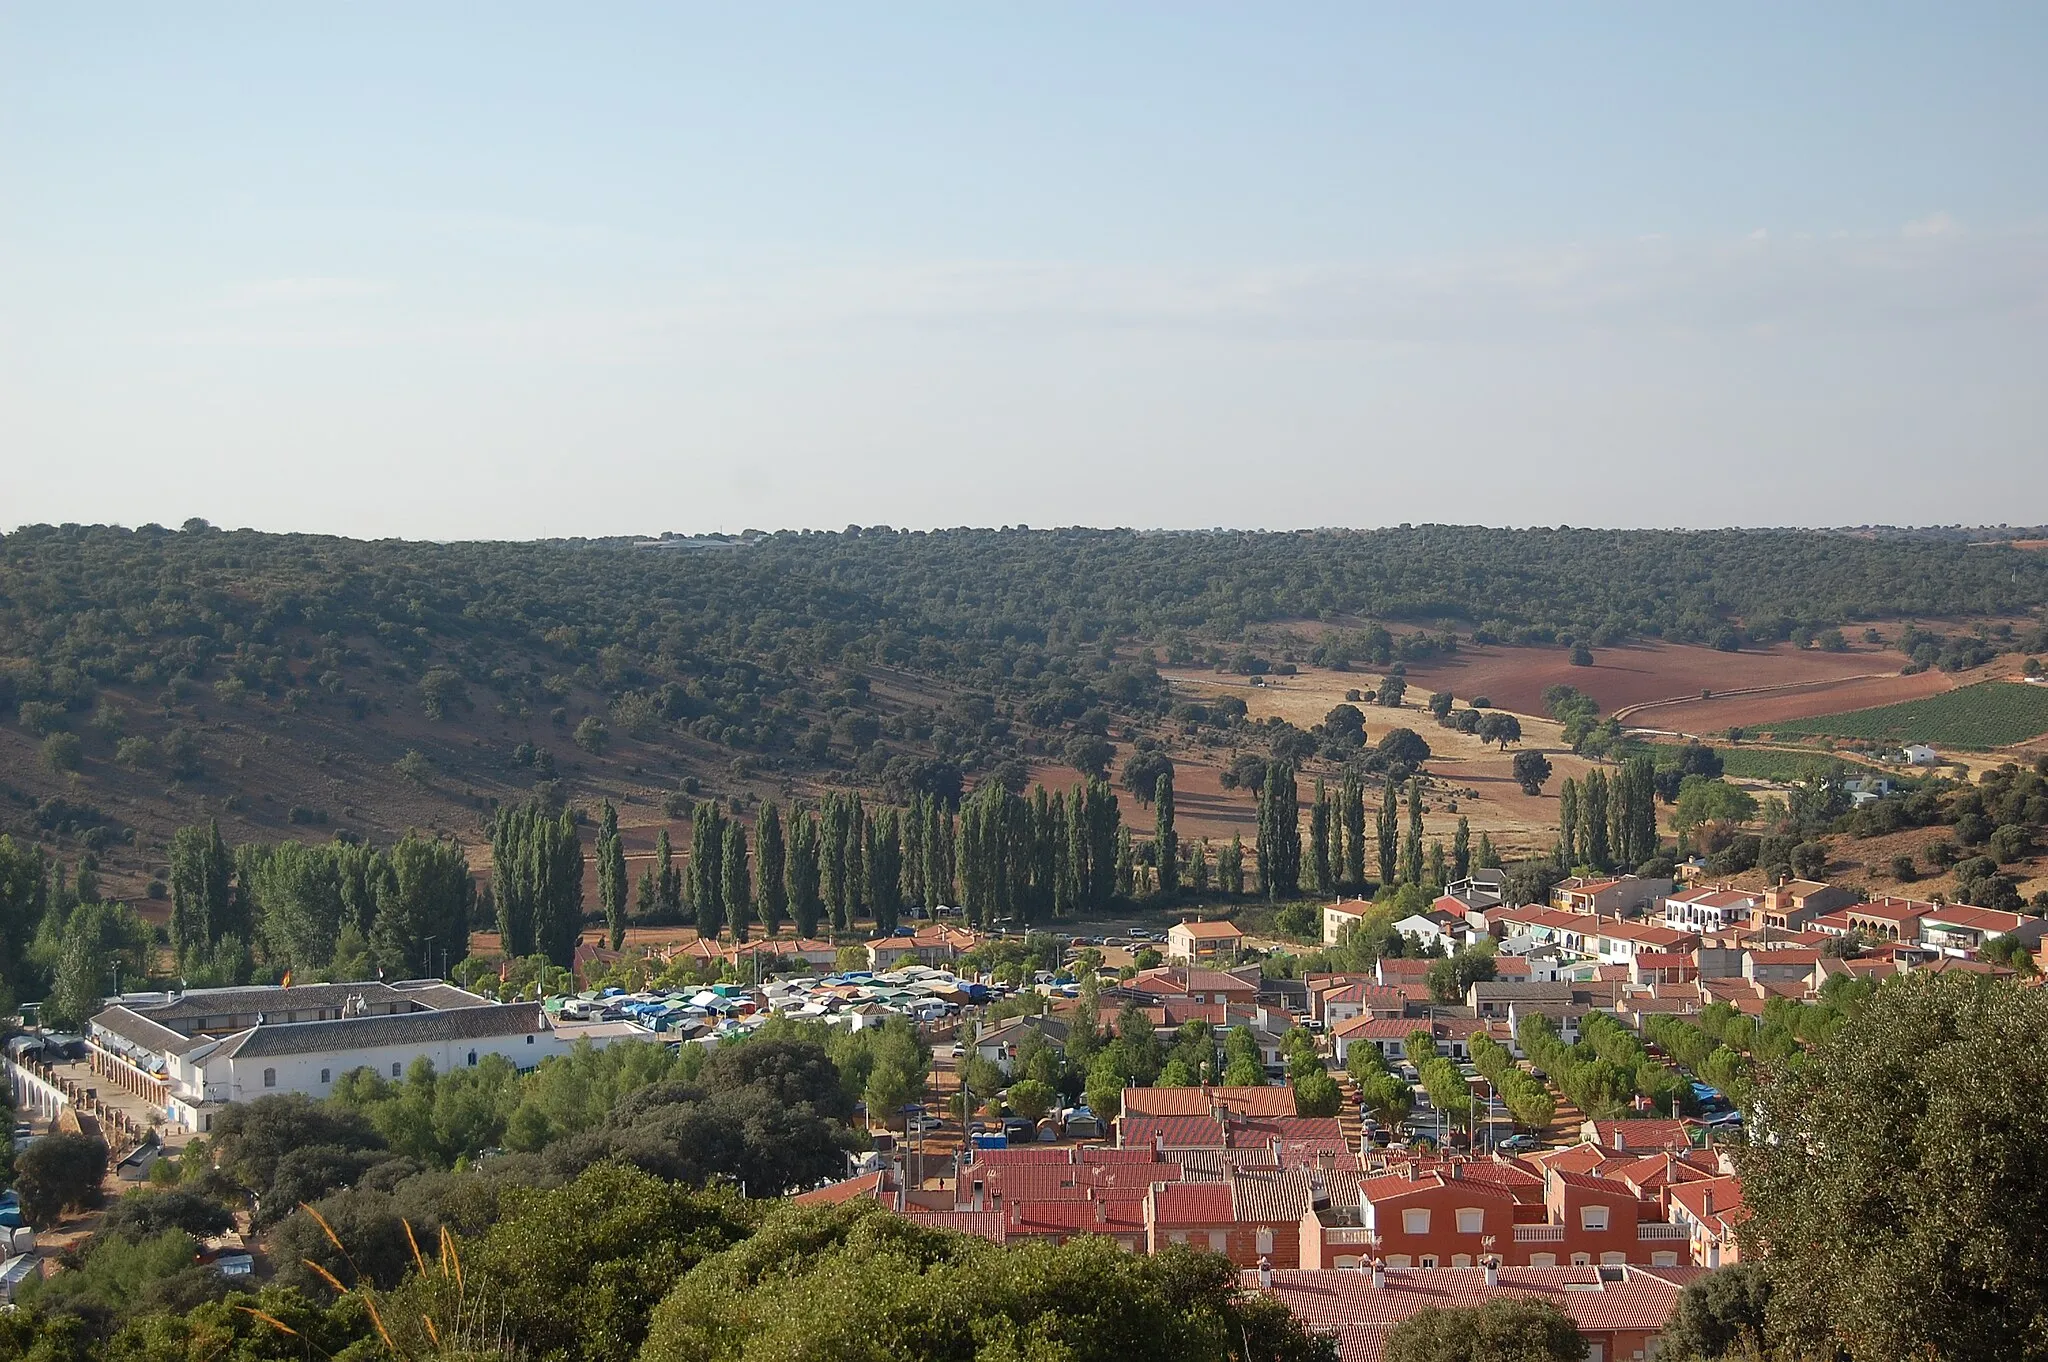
[1495,1133,1541,1153]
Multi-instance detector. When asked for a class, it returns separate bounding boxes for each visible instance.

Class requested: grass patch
[1762,681,2048,749]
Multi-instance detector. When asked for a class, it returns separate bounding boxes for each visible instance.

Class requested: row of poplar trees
[1259,767,1497,902]
[1556,754,1659,874]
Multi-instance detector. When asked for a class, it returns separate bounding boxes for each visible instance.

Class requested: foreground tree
[1512,750,1554,797]
[1383,1295,1586,1362]
[1740,973,2048,1360]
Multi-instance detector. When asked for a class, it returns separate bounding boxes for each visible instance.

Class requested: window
[392,1062,402,1077]
[1600,1252,1627,1266]
[1385,1255,1412,1268]
[467,1051,478,1066]
[1334,1256,1363,1270]
[1455,1207,1485,1234]
[1579,1205,1610,1232]
[1652,1251,1679,1267]
[1528,1253,1557,1268]
[1168,1231,1188,1246]
[1401,1208,1431,1235]
[1419,1255,1437,1269]
[262,1068,277,1088]
[1451,1254,1472,1267]
[1208,1231,1228,1253]
[1570,1253,1591,1266]
[526,1035,535,1044]
[320,1068,330,1084]
[1255,1228,1274,1256]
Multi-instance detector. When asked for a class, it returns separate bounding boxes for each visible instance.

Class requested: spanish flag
[280,970,293,989]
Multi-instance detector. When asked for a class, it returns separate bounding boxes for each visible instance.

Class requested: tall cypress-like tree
[1376,779,1400,888]
[721,822,751,943]
[1154,771,1178,899]
[1309,779,1333,898]
[1558,779,1581,867]
[654,827,684,921]
[1220,834,1245,897]
[1452,816,1472,882]
[1402,779,1425,887]
[1341,775,1367,891]
[902,796,928,911]
[1476,832,1499,871]
[597,800,627,950]
[491,804,537,957]
[924,800,952,908]
[1427,839,1447,892]
[1581,769,1611,872]
[757,802,787,936]
[169,819,236,965]
[820,795,851,929]
[786,807,823,938]
[691,800,727,939]
[1082,779,1120,910]
[868,809,903,931]
[1188,839,1210,895]
[1257,762,1300,900]
[1113,827,1135,901]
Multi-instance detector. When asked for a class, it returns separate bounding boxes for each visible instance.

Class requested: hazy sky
[5,4,2045,538]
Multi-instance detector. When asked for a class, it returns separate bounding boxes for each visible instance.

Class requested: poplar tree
[1376,778,1400,888]
[1581,769,1611,872]
[1402,779,1425,886]
[1427,840,1446,893]
[1154,771,1178,898]
[1189,839,1211,895]
[1452,816,1472,882]
[1309,779,1333,897]
[1113,827,1136,901]
[1256,761,1300,901]
[655,827,684,920]
[1342,774,1367,891]
[1221,834,1245,897]
[786,808,823,938]
[1476,832,1500,872]
[597,800,627,950]
[756,802,787,935]
[690,800,726,939]
[1559,779,1581,866]
[721,822,750,943]
[169,819,237,965]
[867,809,903,932]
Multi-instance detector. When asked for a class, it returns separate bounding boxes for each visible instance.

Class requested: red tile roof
[1122,1085,1300,1119]
[1150,1180,1236,1225]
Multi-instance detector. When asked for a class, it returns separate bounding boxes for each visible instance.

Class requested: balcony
[1637,1223,1690,1241]
[1324,1228,1376,1246]
[1513,1225,1566,1243]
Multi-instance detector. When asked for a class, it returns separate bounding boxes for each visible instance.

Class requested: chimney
[1613,1126,1626,1152]
[1484,1257,1500,1288]
[1449,1161,1461,1180]
[1703,1188,1715,1216]
[1258,1257,1273,1290]
[971,1179,985,1213]
[1371,1260,1386,1289]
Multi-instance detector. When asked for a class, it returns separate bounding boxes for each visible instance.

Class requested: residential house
[1754,880,1858,932]
[1660,886,1763,936]
[973,1015,1069,1076]
[1118,966,1260,1007]
[1167,918,1245,965]
[1591,919,1699,966]
[1323,899,1375,946]
[1917,903,2048,955]
[1249,1263,1708,1362]
[1902,744,1940,766]
[1551,876,1673,919]
[1666,1177,1747,1268]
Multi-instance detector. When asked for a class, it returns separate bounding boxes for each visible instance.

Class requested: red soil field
[1635,670,1956,735]
[1398,641,1915,719]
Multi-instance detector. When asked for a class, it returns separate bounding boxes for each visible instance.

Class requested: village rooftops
[202,1001,548,1060]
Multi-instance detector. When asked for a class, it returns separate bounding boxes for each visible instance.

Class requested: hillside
[5,521,2047,898]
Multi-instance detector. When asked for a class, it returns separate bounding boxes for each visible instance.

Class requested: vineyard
[1765,681,2048,749]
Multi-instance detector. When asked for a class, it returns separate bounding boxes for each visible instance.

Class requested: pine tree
[1376,778,1400,888]
[1221,834,1245,897]
[1452,816,1472,882]
[596,800,627,951]
[690,800,726,939]
[1309,779,1333,897]
[1154,771,1178,898]
[722,822,750,943]
[787,808,823,938]
[1342,775,1367,891]
[757,803,787,936]
[1402,779,1425,886]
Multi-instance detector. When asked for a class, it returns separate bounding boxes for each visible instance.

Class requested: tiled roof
[905,1208,1009,1243]
[1123,966,1258,997]
[91,1005,205,1057]
[1585,1119,1695,1152]
[1150,1180,1235,1225]
[1121,1085,1300,1118]
[793,1171,888,1205]
[1172,919,1245,940]
[1123,1115,1228,1150]
[220,1001,546,1058]
[1248,1265,1705,1357]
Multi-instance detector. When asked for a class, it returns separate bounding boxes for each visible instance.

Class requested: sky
[4,4,2045,539]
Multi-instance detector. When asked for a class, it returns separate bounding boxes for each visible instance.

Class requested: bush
[42,731,84,773]
[574,715,611,754]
